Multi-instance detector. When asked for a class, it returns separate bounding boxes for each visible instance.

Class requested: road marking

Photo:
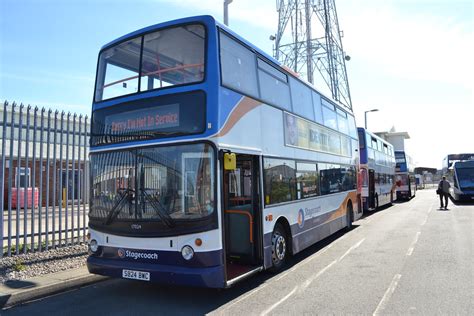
[260,286,298,316]
[373,274,402,316]
[301,259,338,290]
[275,244,333,281]
[221,283,268,311]
[338,238,365,262]
[421,216,428,226]
[428,206,433,213]
[406,232,421,256]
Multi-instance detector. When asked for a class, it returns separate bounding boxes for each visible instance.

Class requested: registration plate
[122,269,150,281]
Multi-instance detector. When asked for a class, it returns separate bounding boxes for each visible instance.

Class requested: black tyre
[269,223,288,272]
[346,202,353,230]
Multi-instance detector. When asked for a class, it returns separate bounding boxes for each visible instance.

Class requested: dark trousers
[439,193,449,208]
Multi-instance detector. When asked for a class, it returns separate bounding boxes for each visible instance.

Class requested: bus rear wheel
[270,224,288,272]
[346,202,353,230]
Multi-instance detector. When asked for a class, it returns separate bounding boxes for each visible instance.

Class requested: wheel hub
[273,233,286,261]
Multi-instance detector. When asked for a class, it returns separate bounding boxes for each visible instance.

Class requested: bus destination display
[105,103,180,133]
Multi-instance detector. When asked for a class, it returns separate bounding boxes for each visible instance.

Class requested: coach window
[96,37,142,101]
[290,78,314,120]
[296,162,319,199]
[341,136,351,157]
[328,131,341,155]
[264,158,296,205]
[338,165,356,191]
[336,108,349,135]
[220,32,259,98]
[371,137,378,150]
[347,115,357,138]
[140,24,205,91]
[322,100,337,130]
[319,163,343,195]
[257,59,291,110]
[312,91,324,124]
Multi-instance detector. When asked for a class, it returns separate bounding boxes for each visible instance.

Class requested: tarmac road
[3,189,473,315]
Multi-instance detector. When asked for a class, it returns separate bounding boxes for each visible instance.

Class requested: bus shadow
[359,203,393,220]
[107,226,361,314]
[450,199,474,206]
[209,225,361,312]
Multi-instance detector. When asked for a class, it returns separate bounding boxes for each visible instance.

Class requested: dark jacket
[438,180,451,194]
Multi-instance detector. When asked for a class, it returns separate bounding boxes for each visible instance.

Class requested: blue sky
[1,0,473,168]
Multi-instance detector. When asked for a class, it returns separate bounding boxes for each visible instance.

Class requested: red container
[11,187,40,208]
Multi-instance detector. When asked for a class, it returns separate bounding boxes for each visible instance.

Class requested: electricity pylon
[273,0,352,110]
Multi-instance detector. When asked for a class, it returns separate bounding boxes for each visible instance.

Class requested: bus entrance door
[223,154,263,284]
[369,169,376,209]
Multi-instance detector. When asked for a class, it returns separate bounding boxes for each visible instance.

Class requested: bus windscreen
[457,168,474,190]
[94,24,205,102]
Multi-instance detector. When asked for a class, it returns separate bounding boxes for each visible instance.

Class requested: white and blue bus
[394,151,416,200]
[87,16,361,288]
[450,160,474,201]
[357,128,396,211]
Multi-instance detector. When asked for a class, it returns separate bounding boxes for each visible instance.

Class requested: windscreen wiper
[142,190,175,228]
[103,189,132,225]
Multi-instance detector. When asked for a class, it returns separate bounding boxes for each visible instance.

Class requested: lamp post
[224,0,233,26]
[364,109,379,129]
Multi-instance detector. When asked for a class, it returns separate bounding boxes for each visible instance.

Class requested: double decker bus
[357,128,396,212]
[87,16,361,288]
[394,151,416,200]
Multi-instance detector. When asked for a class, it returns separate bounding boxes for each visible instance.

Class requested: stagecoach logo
[297,206,322,229]
[297,209,305,228]
[117,248,159,260]
[117,248,126,258]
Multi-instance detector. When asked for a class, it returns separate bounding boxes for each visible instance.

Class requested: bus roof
[101,15,216,50]
[100,15,278,66]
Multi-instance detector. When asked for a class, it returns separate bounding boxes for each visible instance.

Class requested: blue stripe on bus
[87,256,226,288]
[218,87,245,127]
[92,246,223,268]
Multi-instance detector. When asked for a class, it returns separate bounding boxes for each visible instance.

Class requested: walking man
[438,176,451,210]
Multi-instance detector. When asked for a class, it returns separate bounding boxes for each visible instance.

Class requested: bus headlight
[89,239,99,253]
[181,245,194,260]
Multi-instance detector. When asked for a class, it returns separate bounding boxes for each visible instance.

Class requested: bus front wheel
[270,223,288,272]
[346,202,354,230]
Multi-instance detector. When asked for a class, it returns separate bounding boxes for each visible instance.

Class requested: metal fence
[0,101,90,257]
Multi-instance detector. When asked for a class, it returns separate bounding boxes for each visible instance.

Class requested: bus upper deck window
[140,24,205,92]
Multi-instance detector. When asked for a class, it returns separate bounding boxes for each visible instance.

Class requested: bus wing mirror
[224,153,236,170]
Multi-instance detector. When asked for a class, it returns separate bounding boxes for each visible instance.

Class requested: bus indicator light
[195,238,202,246]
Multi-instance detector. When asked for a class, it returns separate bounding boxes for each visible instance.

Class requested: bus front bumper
[87,256,226,288]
